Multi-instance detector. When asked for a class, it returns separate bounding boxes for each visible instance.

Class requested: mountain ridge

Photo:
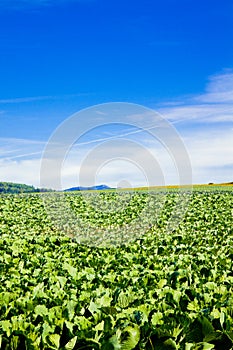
[64,184,113,191]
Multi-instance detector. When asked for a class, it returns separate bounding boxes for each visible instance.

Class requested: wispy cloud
[159,70,233,123]
[195,72,233,104]
[0,137,45,161]
[2,125,232,189]
[0,93,90,104]
[0,137,46,145]
[73,125,159,147]
[1,70,233,188]
[0,96,56,104]
[162,104,233,123]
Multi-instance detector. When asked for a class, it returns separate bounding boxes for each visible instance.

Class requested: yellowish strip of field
[121,183,233,191]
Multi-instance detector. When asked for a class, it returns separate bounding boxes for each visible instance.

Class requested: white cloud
[184,131,233,165]
[39,137,181,189]
[159,70,233,123]
[0,137,45,145]
[0,158,41,187]
[1,71,233,188]
[1,125,232,188]
[0,93,89,104]
[161,104,233,123]
[0,96,56,104]
[197,71,233,103]
[1,131,232,190]
[0,137,45,161]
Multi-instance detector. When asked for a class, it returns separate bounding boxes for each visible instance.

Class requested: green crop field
[0,186,233,349]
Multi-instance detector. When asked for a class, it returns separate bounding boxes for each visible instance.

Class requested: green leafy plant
[0,187,232,349]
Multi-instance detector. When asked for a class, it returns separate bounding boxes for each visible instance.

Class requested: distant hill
[0,182,112,194]
[64,184,113,191]
[0,182,52,194]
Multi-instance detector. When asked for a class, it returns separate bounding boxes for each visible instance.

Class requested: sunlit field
[0,186,232,349]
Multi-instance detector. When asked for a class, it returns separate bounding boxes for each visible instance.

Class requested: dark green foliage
[0,182,53,194]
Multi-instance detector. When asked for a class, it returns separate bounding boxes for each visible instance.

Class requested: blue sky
[0,0,233,188]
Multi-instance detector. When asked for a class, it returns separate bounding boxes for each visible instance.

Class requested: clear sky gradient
[0,0,232,188]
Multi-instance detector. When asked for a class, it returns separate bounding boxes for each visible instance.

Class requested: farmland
[0,186,233,349]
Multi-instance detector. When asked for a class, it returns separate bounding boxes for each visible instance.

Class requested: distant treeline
[0,182,53,194]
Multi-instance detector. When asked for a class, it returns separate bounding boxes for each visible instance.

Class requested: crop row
[0,189,232,349]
